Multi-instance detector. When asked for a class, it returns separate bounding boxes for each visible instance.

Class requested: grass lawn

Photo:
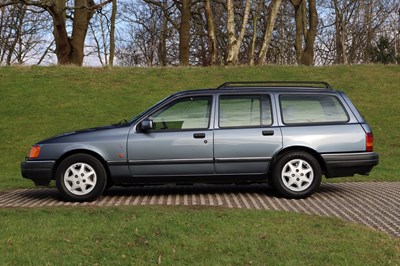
[0,65,399,264]
[0,206,399,265]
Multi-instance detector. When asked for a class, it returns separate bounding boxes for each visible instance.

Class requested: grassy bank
[0,65,399,189]
[0,206,399,265]
[0,66,399,264]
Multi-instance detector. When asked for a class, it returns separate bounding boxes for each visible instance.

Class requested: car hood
[37,123,131,144]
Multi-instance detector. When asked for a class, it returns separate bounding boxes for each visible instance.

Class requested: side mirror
[139,119,153,131]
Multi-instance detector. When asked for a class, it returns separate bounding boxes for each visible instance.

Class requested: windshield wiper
[112,119,128,126]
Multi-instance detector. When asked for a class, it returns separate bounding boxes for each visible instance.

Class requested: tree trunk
[179,0,191,66]
[16,5,26,64]
[109,0,117,67]
[0,0,109,66]
[301,0,317,65]
[363,0,373,63]
[159,0,168,66]
[250,0,263,66]
[226,0,235,64]
[226,0,251,65]
[49,0,71,65]
[257,0,283,65]
[333,0,347,64]
[70,0,95,66]
[204,0,217,65]
[48,0,96,66]
[291,0,303,64]
[290,0,318,66]
[99,10,108,65]
[195,20,207,66]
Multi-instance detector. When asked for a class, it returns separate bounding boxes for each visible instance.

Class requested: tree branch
[0,0,54,9]
[0,0,112,11]
[143,0,179,29]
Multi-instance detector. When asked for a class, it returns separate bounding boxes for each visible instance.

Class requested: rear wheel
[272,151,321,199]
[56,154,107,202]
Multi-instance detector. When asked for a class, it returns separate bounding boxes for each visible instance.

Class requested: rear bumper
[21,160,55,186]
[322,152,379,178]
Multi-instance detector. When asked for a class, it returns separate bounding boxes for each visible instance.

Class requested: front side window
[280,94,349,124]
[150,96,212,130]
[219,95,272,128]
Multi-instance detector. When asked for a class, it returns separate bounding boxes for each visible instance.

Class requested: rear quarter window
[280,94,349,125]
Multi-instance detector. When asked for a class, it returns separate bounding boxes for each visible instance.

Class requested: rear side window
[219,95,272,128]
[280,94,349,124]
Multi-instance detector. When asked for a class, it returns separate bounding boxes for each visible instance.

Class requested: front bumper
[322,152,379,178]
[21,160,55,186]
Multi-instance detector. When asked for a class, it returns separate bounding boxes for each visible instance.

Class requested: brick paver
[0,182,399,237]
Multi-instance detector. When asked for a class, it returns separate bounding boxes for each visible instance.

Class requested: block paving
[0,182,399,237]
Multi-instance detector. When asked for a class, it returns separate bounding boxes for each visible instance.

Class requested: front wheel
[56,154,107,202]
[272,151,321,199]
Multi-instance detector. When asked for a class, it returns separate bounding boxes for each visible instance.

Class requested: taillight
[29,146,41,159]
[366,133,373,152]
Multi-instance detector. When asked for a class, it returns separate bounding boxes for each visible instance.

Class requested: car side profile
[21,81,379,201]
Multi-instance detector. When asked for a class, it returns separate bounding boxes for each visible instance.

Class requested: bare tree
[143,0,193,66]
[177,0,191,66]
[316,0,397,65]
[89,9,110,66]
[87,1,118,67]
[290,0,318,65]
[226,0,251,65]
[333,0,351,64]
[117,0,175,66]
[257,0,283,65]
[0,5,51,65]
[248,0,263,66]
[109,0,117,66]
[0,0,112,66]
[204,0,217,65]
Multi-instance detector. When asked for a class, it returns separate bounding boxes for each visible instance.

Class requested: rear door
[214,94,282,174]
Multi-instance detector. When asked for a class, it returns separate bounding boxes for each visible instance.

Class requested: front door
[128,96,214,177]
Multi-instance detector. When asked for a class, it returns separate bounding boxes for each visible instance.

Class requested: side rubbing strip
[128,158,213,165]
[215,157,271,163]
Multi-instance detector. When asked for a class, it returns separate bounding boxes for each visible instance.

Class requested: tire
[56,154,107,202]
[272,151,321,199]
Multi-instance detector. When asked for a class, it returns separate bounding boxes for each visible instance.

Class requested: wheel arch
[268,146,327,177]
[52,149,111,182]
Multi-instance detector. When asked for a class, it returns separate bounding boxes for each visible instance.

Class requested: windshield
[128,94,175,124]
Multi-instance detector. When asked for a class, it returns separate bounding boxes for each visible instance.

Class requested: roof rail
[216,81,332,90]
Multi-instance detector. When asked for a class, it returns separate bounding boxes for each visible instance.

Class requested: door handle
[262,130,274,136]
[193,133,206,138]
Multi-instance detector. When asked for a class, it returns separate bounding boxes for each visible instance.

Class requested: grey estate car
[22,81,379,202]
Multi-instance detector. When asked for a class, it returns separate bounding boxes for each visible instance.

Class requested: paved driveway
[0,182,399,237]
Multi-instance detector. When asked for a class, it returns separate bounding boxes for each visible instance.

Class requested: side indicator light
[366,133,373,152]
[29,146,41,159]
